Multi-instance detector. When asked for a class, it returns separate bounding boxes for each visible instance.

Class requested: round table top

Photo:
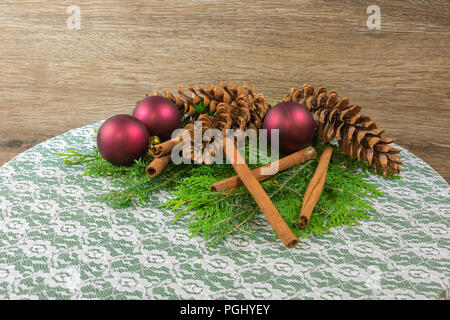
[0,122,448,299]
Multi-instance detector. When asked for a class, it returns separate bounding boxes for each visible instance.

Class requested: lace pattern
[0,122,448,299]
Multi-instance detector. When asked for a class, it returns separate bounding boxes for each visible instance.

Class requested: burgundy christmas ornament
[133,96,181,141]
[262,102,315,154]
[97,114,150,166]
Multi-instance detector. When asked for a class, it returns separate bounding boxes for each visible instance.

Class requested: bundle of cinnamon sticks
[146,137,333,248]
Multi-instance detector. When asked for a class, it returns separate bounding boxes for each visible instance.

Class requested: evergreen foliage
[58,131,391,246]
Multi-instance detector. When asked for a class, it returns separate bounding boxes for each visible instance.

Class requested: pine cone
[282,84,402,176]
[144,81,267,125]
[237,90,270,130]
[214,103,233,131]
[156,82,271,161]
[142,82,271,151]
[202,91,269,134]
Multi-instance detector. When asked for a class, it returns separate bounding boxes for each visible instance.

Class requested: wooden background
[0,0,449,182]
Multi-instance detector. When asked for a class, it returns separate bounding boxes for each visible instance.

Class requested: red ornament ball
[262,102,315,154]
[132,96,181,141]
[97,114,150,166]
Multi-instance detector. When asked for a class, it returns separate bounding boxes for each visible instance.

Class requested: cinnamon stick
[152,123,194,158]
[145,154,171,177]
[299,145,333,229]
[210,146,317,192]
[224,137,299,248]
[151,138,180,158]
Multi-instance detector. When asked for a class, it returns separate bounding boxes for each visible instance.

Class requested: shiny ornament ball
[262,102,315,154]
[97,114,150,166]
[132,96,181,141]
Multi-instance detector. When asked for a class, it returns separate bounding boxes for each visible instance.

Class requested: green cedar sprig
[180,102,216,127]
[58,131,389,245]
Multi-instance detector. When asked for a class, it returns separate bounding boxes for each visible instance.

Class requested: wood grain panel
[0,0,449,182]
